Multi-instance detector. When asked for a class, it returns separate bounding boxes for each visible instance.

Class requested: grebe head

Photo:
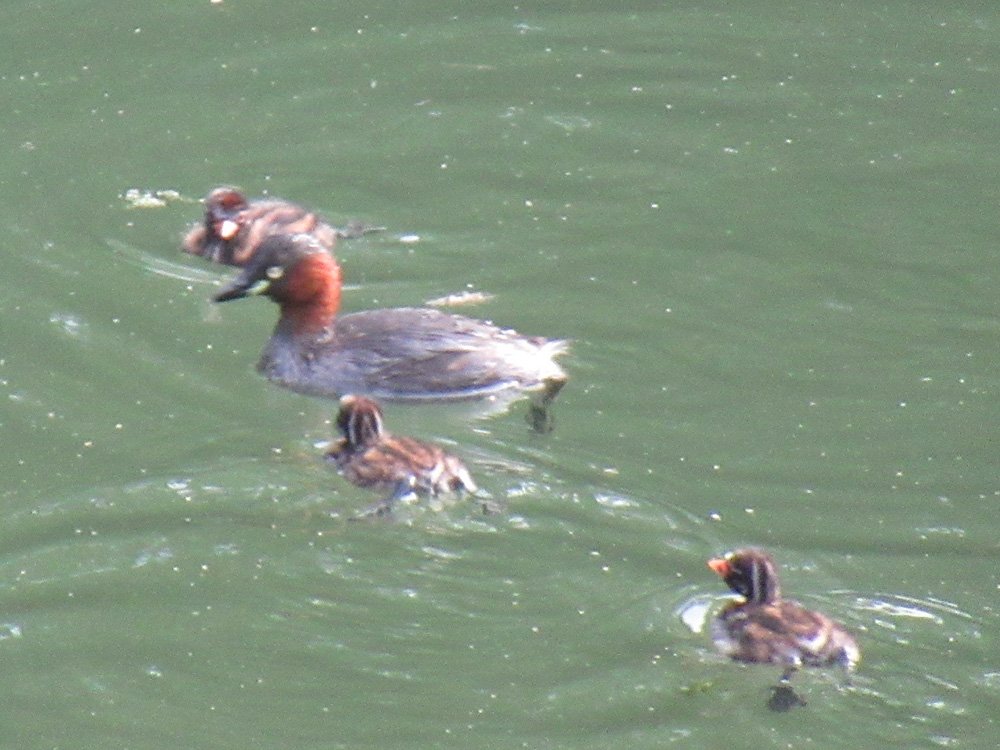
[212,233,342,327]
[181,186,250,265]
[708,548,781,604]
[336,394,386,449]
[204,186,249,238]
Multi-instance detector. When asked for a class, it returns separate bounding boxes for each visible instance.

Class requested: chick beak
[707,558,731,577]
[216,219,241,240]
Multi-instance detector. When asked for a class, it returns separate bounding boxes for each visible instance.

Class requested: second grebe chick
[183,186,381,266]
[327,394,477,514]
[707,548,860,679]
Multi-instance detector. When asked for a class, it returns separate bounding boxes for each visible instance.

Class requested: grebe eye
[266,265,284,280]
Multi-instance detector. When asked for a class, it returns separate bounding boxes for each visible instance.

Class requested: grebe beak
[707,558,731,577]
[213,272,271,303]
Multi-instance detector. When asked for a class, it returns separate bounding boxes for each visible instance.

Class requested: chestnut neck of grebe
[277,251,343,335]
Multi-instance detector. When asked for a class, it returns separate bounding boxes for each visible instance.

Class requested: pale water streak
[1,2,998,748]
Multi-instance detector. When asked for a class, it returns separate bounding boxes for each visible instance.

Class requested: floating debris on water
[425,290,495,308]
[121,188,188,208]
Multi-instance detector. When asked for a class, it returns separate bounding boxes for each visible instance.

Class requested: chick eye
[266,265,284,280]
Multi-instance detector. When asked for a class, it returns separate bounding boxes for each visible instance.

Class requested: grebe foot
[526,374,567,433]
[767,684,807,712]
[526,401,555,433]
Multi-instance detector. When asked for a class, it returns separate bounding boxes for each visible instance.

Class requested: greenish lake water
[2,2,998,747]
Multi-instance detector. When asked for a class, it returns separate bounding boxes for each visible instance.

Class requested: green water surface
[2,2,998,748]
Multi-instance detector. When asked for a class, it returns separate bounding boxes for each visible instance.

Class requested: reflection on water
[1,1,999,748]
